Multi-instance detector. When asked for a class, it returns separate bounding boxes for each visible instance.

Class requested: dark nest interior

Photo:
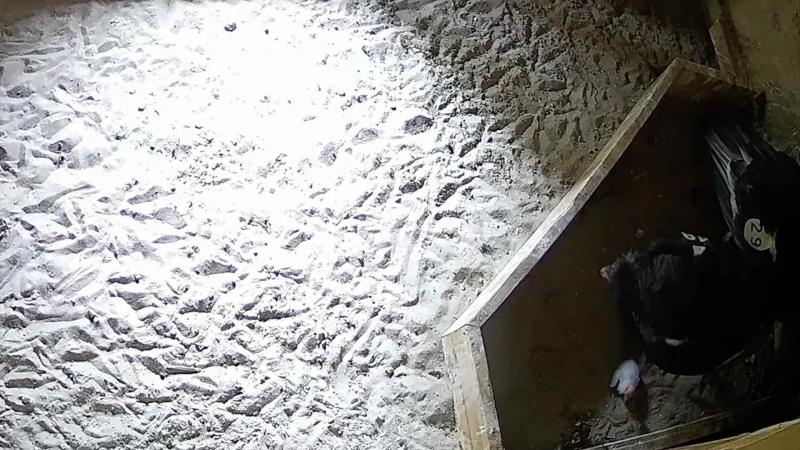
[481,96,800,450]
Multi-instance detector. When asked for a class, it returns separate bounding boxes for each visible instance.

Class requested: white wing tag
[743,218,775,252]
[681,232,708,256]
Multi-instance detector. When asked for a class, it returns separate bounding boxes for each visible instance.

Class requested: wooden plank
[583,397,782,450]
[444,59,744,335]
[709,20,735,78]
[708,10,751,88]
[443,325,502,450]
[679,417,800,450]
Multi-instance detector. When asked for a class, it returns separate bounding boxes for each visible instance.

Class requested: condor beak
[600,264,614,282]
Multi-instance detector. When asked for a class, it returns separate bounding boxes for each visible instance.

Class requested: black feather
[609,234,760,375]
[705,120,800,317]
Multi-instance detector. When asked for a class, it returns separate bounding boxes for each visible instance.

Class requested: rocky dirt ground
[0,0,712,448]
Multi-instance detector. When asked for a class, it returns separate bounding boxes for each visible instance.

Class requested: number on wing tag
[681,232,708,256]
[743,218,775,252]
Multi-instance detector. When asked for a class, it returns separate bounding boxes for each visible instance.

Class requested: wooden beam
[707,1,751,87]
[679,416,800,450]
[584,397,782,450]
[443,325,502,450]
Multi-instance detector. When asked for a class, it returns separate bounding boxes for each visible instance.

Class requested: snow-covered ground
[0,0,710,448]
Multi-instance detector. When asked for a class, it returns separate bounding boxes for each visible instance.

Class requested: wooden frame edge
[443,325,502,450]
[584,396,782,450]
